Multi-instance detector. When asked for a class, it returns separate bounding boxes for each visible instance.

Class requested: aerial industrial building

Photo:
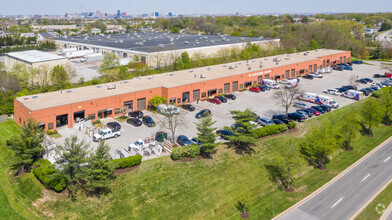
[4,50,68,72]
[54,32,280,67]
[14,49,350,130]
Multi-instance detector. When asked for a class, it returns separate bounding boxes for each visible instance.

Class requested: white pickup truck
[128,139,156,151]
[93,128,121,142]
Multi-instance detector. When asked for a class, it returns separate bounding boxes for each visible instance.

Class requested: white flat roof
[6,50,66,63]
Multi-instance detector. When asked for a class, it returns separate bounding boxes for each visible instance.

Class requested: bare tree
[118,107,129,117]
[273,86,303,116]
[156,112,186,143]
[348,74,359,86]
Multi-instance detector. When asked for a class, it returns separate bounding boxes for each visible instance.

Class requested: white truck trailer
[80,53,104,62]
[58,47,77,55]
[65,49,94,59]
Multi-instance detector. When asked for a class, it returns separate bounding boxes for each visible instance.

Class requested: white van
[285,79,299,88]
[317,95,339,108]
[263,79,280,89]
[342,90,364,100]
[299,92,318,103]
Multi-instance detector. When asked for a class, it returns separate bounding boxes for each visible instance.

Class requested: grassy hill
[1,99,392,219]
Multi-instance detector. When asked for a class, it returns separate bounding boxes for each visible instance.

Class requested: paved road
[279,139,392,220]
[376,30,392,49]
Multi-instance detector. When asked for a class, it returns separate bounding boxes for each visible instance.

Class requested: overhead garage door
[193,90,200,102]
[137,98,146,110]
[224,83,230,93]
[232,81,238,92]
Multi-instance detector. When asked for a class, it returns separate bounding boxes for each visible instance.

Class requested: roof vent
[276,62,279,65]
[66,90,72,93]
[123,81,129,83]
[259,65,263,68]
[148,77,153,79]
[97,85,102,88]
[107,85,116,90]
[169,74,174,76]
[248,67,252,70]
[184,41,189,44]
[223,65,227,67]
[200,74,206,78]
[189,70,194,73]
[23,97,29,100]
[207,67,211,71]
[32,96,38,99]
[229,66,234,69]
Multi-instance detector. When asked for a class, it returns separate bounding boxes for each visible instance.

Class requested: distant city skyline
[1,0,391,15]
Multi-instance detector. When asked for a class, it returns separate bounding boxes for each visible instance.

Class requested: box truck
[263,79,280,89]
[299,92,319,103]
[65,49,94,59]
[317,95,339,108]
[80,53,104,62]
[58,47,77,55]
[342,90,364,100]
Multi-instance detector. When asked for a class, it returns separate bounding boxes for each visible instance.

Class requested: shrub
[92,119,101,125]
[288,121,297,129]
[32,159,67,192]
[372,87,391,98]
[47,130,58,135]
[171,144,200,160]
[110,155,142,169]
[254,124,288,138]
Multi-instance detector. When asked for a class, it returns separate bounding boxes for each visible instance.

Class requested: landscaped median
[0,93,392,219]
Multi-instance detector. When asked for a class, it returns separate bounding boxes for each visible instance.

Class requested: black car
[272,114,292,124]
[272,119,285,125]
[359,88,371,96]
[128,110,144,118]
[126,118,142,126]
[195,109,211,119]
[177,135,192,146]
[181,104,195,111]
[107,122,121,130]
[311,106,326,114]
[224,94,236,100]
[337,87,349,93]
[356,79,368,84]
[319,105,331,112]
[216,129,234,139]
[303,75,314,79]
[287,113,306,122]
[343,85,357,90]
[215,96,228,103]
[363,78,374,83]
[369,86,379,91]
[142,116,155,127]
[259,85,271,91]
[333,65,344,71]
[298,108,314,117]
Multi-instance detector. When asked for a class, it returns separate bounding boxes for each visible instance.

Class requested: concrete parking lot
[54,61,387,159]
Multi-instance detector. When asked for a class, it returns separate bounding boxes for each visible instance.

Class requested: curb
[274,136,392,220]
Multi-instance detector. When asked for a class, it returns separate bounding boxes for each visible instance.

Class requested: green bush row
[32,159,67,192]
[110,155,142,169]
[92,119,101,125]
[46,130,58,135]
[254,122,296,138]
[287,121,297,129]
[372,87,391,98]
[171,144,200,160]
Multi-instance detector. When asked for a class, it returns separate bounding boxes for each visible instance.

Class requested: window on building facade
[115,108,121,114]
[48,123,54,130]
[240,84,244,89]
[201,92,206,98]
[218,88,223,94]
[88,114,96,120]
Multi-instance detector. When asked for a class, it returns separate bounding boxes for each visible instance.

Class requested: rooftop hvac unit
[235,64,238,68]
[143,40,146,42]
[248,67,252,70]
[260,61,263,63]
[32,96,38,99]
[200,74,206,78]
[226,39,230,41]
[207,67,211,71]
[158,44,165,48]
[285,57,290,60]
[276,62,279,65]
[210,40,215,44]
[107,85,116,90]
[229,66,235,69]
[259,36,264,39]
[148,77,153,79]
[148,38,152,40]
[304,53,308,56]
[223,65,227,67]
[119,40,123,43]
[189,70,194,72]
[259,65,263,68]
[184,41,189,44]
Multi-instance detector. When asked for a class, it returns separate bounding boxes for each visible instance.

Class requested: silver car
[257,117,275,126]
[293,102,310,109]
[323,88,340,95]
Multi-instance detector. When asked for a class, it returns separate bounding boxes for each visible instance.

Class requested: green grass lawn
[356,181,392,220]
[1,98,392,219]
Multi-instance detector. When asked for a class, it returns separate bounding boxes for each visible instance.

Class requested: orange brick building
[14,49,350,130]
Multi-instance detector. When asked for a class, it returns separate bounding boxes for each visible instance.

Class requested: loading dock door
[193,90,200,102]
[224,83,230,93]
[258,76,263,85]
[137,98,146,110]
[232,81,238,92]
[73,111,85,122]
[285,70,290,79]
[124,101,133,111]
[182,92,190,102]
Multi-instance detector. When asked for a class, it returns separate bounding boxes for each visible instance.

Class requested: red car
[249,87,261,93]
[208,98,222,104]
[305,108,321,116]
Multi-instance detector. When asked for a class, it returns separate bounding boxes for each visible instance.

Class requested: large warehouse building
[14,49,350,130]
[4,50,68,72]
[54,32,280,67]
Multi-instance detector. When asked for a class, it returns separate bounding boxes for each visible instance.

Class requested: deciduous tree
[360,98,382,136]
[273,86,302,116]
[379,87,392,125]
[337,115,361,151]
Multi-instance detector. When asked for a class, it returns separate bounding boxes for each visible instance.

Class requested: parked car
[356,79,368,84]
[181,104,195,111]
[343,66,353,70]
[287,112,306,122]
[359,88,371,96]
[298,108,314,117]
[224,94,236,100]
[337,87,349,93]
[293,102,310,109]
[257,117,275,126]
[195,109,211,119]
[343,85,358,90]
[191,137,200,145]
[363,78,374,83]
[319,105,332,112]
[216,129,234,139]
[352,60,363,64]
[295,110,309,119]
[142,116,155,127]
[369,86,379,91]
[323,88,340,95]
[311,106,326,114]
[107,122,121,130]
[303,75,314,79]
[272,119,285,125]
[333,65,343,71]
[129,110,144,118]
[305,108,321,116]
[208,98,222,104]
[214,96,228,103]
[249,86,261,93]
[259,85,271,91]
[310,73,323,78]
[127,118,142,126]
[272,114,292,124]
[93,128,121,142]
[177,135,191,146]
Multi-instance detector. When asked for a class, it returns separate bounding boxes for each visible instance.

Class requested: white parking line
[360,173,371,183]
[384,156,391,163]
[331,197,344,209]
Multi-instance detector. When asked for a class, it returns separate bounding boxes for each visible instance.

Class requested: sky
[0,0,391,15]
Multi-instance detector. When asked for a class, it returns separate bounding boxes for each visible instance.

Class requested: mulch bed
[112,165,141,176]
